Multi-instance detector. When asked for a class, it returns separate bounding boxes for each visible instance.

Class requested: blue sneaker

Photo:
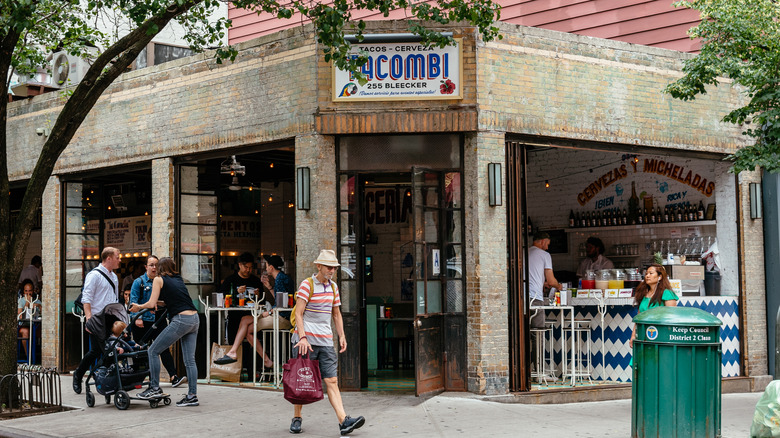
[339,415,365,435]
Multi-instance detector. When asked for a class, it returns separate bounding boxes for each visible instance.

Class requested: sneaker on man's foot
[72,375,82,394]
[289,417,302,434]
[339,415,365,435]
[176,394,199,407]
[137,386,162,400]
[171,375,187,388]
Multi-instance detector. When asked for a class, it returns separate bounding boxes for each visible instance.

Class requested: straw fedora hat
[313,249,340,267]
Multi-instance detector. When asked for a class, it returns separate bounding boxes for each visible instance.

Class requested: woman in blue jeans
[130,257,200,407]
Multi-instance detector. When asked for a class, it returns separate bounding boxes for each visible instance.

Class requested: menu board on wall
[104,216,151,251]
[220,216,262,254]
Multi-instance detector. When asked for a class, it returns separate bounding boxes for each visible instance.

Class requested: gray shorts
[292,344,338,379]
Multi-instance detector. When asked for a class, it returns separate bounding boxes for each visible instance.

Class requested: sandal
[214,354,237,365]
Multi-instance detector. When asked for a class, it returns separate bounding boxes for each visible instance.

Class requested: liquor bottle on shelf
[645,207,651,224]
[611,209,618,226]
[628,182,640,224]
[689,204,696,222]
[663,206,669,223]
[697,200,705,220]
[676,206,683,222]
[655,207,662,224]
[622,208,628,225]
[569,210,576,228]
[638,208,644,224]
[585,211,591,227]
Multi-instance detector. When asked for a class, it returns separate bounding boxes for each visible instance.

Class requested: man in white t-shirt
[528,231,563,328]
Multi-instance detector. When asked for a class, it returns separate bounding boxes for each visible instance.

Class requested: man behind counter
[576,237,614,279]
[219,252,273,343]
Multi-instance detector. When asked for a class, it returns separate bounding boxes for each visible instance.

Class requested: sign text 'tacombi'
[333,39,462,101]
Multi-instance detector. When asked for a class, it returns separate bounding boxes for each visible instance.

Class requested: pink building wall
[229,0,701,52]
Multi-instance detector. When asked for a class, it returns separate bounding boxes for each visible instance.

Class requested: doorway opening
[337,164,466,395]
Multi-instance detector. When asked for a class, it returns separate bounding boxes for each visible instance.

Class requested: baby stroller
[83,303,171,409]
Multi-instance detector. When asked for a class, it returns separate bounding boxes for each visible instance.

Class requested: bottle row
[568,201,710,228]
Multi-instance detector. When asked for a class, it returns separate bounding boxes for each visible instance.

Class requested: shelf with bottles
[565,220,716,233]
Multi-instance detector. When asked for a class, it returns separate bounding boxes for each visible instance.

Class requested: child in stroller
[83,302,171,410]
[106,321,141,355]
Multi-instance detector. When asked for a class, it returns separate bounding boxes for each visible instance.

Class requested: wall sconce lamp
[297,167,311,210]
[750,182,762,219]
[488,163,502,207]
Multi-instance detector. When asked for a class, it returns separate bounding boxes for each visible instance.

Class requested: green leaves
[667,0,780,173]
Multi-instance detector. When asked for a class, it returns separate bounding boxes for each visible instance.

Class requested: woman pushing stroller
[130,257,200,407]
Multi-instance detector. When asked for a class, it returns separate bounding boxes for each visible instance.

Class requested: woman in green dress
[629,264,679,349]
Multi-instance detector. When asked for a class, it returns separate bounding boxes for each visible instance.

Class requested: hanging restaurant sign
[333,39,462,101]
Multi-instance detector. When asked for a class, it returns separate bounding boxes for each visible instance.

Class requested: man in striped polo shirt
[289,249,365,435]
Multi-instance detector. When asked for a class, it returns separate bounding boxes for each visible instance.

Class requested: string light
[270,163,274,168]
[268,194,273,202]
[545,180,550,190]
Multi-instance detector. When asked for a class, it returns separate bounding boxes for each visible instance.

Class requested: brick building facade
[7,20,767,395]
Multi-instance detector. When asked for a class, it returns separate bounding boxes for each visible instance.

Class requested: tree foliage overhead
[0,0,500,376]
[665,0,780,174]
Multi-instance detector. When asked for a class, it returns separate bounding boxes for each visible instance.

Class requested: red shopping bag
[283,353,324,405]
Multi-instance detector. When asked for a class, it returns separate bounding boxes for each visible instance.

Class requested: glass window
[181,224,217,254]
[181,254,214,284]
[180,194,217,224]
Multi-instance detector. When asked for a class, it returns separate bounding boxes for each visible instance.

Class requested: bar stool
[530,327,553,385]
[543,319,559,379]
[563,319,593,384]
[258,329,292,382]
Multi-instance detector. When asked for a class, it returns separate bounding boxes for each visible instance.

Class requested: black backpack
[74,268,117,312]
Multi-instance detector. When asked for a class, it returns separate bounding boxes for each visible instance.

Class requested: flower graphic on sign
[646,326,659,341]
[339,83,358,97]
[440,79,456,94]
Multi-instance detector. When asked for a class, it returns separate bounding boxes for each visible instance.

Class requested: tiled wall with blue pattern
[543,297,739,383]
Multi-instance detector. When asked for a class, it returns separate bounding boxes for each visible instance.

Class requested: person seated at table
[17,279,42,356]
[576,237,614,279]
[214,252,275,367]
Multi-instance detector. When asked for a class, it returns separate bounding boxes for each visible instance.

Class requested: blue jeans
[149,313,199,395]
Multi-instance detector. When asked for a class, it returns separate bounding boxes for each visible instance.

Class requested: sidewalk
[0,381,762,437]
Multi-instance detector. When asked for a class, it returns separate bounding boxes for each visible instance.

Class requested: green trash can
[631,306,723,438]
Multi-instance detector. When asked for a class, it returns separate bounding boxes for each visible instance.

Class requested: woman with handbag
[130,257,200,407]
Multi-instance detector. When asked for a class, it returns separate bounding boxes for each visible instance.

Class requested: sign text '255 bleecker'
[333,39,462,101]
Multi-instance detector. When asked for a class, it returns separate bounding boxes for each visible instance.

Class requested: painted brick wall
[41,176,61,368]
[524,147,739,295]
[151,158,175,258]
[464,131,509,395]
[6,27,320,179]
[739,170,768,377]
[295,134,338,282]
[477,23,748,154]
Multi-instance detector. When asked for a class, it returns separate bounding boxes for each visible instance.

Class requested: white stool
[530,328,553,385]
[258,329,292,382]
[563,319,593,384]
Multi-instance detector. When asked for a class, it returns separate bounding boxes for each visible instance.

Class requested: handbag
[282,353,324,405]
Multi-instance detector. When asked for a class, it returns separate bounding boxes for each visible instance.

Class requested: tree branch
[9,0,203,265]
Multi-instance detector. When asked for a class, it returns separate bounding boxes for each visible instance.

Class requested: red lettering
[672,165,680,179]
[683,171,693,185]
[705,182,715,196]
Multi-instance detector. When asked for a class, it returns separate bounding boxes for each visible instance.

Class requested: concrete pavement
[0,381,762,437]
